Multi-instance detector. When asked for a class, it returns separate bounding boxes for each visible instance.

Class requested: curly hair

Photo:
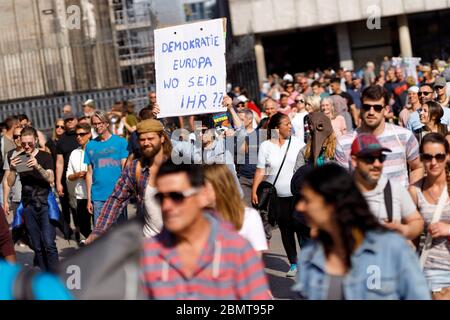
[300,164,384,268]
[304,133,336,161]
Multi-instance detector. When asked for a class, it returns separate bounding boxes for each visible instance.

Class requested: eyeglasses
[361,104,384,113]
[13,135,21,140]
[296,99,305,104]
[154,188,199,205]
[21,142,34,147]
[358,154,387,164]
[420,153,446,162]
[418,92,433,97]
[55,125,65,129]
[75,132,89,137]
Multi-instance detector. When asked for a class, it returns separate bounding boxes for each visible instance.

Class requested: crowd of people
[1,57,450,300]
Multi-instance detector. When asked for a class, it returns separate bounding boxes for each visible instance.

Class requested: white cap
[237,95,249,103]
[408,86,419,93]
[283,74,294,82]
[83,99,95,107]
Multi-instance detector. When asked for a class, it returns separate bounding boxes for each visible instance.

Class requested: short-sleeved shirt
[362,176,417,223]
[239,207,268,252]
[19,150,53,205]
[84,134,128,201]
[141,213,270,300]
[257,136,305,197]
[56,131,79,179]
[335,124,419,187]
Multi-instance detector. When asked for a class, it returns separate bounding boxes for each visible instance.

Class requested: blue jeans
[93,200,128,226]
[23,204,59,271]
[93,201,106,227]
[424,268,450,292]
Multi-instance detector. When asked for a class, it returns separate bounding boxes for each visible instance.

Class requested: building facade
[0,0,121,101]
[228,0,450,83]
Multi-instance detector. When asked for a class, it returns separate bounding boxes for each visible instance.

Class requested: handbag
[256,137,292,226]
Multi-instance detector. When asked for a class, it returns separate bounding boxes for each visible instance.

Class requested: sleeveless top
[414,185,450,271]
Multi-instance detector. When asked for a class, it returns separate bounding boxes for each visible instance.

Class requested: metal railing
[0,85,154,133]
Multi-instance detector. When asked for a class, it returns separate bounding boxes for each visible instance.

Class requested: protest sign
[154,18,227,118]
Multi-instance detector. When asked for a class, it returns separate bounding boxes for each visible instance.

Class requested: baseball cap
[408,86,419,93]
[351,133,391,157]
[434,77,447,88]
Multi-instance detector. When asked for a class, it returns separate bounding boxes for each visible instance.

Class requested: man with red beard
[86,119,172,243]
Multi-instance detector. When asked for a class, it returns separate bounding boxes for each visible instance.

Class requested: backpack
[56,217,146,300]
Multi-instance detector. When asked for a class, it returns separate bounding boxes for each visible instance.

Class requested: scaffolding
[111,0,155,86]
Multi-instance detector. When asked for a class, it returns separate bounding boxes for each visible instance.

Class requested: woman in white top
[320,97,347,138]
[252,112,305,278]
[66,123,92,244]
[203,164,268,253]
[408,133,450,299]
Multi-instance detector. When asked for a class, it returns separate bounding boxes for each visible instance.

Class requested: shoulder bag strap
[383,180,393,222]
[419,186,448,269]
[273,137,292,186]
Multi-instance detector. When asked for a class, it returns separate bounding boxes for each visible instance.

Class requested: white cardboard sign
[154,18,227,118]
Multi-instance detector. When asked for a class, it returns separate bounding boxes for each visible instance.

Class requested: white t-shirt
[66,148,88,200]
[257,136,305,197]
[291,111,308,144]
[362,176,417,223]
[239,207,268,252]
[143,185,163,238]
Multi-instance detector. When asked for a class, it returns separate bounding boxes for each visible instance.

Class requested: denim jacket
[292,231,431,300]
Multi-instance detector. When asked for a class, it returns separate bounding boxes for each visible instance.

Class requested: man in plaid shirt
[141,161,270,300]
[86,119,172,244]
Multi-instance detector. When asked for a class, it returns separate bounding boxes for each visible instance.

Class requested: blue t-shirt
[84,134,128,201]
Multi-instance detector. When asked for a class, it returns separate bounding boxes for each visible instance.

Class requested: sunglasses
[21,142,34,147]
[362,104,384,113]
[435,86,445,90]
[75,132,89,137]
[420,153,446,162]
[358,154,387,164]
[296,99,305,103]
[154,188,199,205]
[418,92,433,96]
[55,125,65,129]
[13,135,21,139]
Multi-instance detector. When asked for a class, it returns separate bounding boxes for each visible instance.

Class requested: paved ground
[8,204,299,299]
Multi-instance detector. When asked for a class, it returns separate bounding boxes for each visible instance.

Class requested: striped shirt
[335,123,419,187]
[414,185,450,271]
[140,214,271,300]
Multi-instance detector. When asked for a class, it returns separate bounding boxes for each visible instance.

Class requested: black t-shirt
[19,150,54,206]
[332,92,354,108]
[56,130,79,177]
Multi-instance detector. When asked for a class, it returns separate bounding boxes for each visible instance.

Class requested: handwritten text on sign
[155,19,227,118]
